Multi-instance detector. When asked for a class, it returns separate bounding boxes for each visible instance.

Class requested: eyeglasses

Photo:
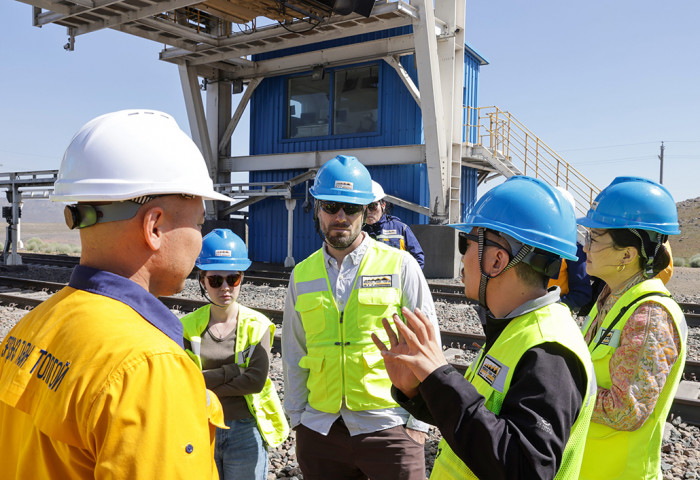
[458,231,509,255]
[367,202,381,212]
[204,273,243,288]
[318,201,364,216]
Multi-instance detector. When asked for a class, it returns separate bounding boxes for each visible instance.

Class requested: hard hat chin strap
[476,228,534,310]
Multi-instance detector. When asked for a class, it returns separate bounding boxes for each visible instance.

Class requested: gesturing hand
[372,306,448,398]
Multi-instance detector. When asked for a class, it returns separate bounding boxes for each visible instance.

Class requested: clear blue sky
[2,0,698,201]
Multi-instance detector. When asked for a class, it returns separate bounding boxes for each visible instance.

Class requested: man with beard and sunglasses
[282,155,439,480]
[373,176,596,479]
[363,181,425,269]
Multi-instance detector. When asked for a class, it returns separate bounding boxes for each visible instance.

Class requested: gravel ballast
[0,264,698,479]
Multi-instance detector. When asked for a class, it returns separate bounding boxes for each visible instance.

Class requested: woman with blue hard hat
[374,175,596,479]
[180,229,289,480]
[577,177,687,479]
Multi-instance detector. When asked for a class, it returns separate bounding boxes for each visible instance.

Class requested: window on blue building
[287,64,378,138]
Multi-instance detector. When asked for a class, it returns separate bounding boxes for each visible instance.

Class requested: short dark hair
[513,262,548,289]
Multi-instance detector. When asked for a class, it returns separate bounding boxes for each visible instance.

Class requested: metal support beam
[410,0,449,222]
[383,56,420,107]
[218,77,262,155]
[73,0,203,36]
[284,199,297,268]
[436,0,465,223]
[179,62,216,217]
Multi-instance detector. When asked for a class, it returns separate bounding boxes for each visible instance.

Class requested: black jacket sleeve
[394,343,587,480]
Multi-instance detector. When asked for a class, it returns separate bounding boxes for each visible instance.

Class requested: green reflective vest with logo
[180,304,290,447]
[430,303,596,479]
[293,240,404,413]
[579,278,687,480]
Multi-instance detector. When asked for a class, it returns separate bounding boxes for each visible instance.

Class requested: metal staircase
[462,106,600,220]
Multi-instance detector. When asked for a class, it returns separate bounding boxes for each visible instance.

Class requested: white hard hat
[51,109,232,203]
[371,180,385,202]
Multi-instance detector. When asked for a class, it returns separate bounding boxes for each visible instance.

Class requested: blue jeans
[215,417,268,480]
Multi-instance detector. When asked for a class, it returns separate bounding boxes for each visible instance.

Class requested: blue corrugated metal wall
[248,29,483,263]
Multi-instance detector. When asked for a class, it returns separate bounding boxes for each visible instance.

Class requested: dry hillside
[670,197,700,259]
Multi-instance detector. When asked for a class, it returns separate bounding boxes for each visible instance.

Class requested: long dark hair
[608,229,670,277]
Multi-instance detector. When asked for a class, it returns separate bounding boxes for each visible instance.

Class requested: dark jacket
[363,214,425,269]
[393,293,588,479]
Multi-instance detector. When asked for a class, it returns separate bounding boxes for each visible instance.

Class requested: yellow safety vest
[579,278,687,480]
[181,304,290,447]
[431,303,596,479]
[293,240,404,412]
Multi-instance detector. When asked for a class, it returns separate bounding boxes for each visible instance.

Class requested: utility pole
[658,141,665,184]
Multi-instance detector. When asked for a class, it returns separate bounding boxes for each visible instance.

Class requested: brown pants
[296,420,426,480]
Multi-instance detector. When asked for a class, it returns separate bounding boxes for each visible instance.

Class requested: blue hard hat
[196,229,252,271]
[450,176,578,261]
[578,176,680,235]
[309,155,374,205]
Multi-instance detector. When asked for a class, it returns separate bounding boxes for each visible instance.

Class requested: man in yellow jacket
[0,110,231,479]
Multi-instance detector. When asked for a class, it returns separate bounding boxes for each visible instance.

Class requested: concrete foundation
[411,224,461,279]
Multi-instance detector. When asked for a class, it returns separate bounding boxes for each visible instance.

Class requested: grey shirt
[201,324,271,422]
[282,233,440,436]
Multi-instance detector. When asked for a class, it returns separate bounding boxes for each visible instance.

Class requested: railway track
[8,255,700,326]
[1,274,699,426]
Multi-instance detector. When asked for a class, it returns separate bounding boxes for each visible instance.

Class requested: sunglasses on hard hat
[204,273,243,289]
[458,231,509,256]
[319,201,364,216]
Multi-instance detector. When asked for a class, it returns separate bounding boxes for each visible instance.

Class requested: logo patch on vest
[477,355,509,392]
[597,329,621,348]
[214,249,231,257]
[361,275,393,288]
[334,180,354,190]
[382,229,398,235]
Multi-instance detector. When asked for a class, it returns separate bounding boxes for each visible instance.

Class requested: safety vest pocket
[356,288,401,330]
[295,294,328,335]
[298,354,324,373]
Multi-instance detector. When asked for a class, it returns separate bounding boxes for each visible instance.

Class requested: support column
[284,199,297,268]
[4,178,22,265]
[410,0,450,223]
[206,78,233,219]
[179,63,216,217]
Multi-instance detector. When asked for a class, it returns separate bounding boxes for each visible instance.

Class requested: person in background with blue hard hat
[577,177,687,480]
[0,110,232,479]
[363,180,425,269]
[547,187,594,315]
[282,155,440,480]
[181,229,289,480]
[373,175,596,479]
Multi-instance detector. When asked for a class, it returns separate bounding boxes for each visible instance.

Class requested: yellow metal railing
[465,106,600,217]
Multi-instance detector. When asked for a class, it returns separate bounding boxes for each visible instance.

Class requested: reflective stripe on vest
[180,305,290,447]
[430,303,596,479]
[579,278,687,480]
[293,241,404,413]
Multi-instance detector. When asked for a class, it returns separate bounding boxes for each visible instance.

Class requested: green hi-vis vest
[293,240,404,413]
[430,303,596,479]
[180,304,290,447]
[579,278,687,480]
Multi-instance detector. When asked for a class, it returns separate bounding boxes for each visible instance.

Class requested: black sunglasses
[319,201,364,216]
[458,231,509,255]
[204,273,243,288]
[367,202,381,212]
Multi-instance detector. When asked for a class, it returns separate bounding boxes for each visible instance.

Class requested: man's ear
[142,206,165,251]
[484,248,510,277]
